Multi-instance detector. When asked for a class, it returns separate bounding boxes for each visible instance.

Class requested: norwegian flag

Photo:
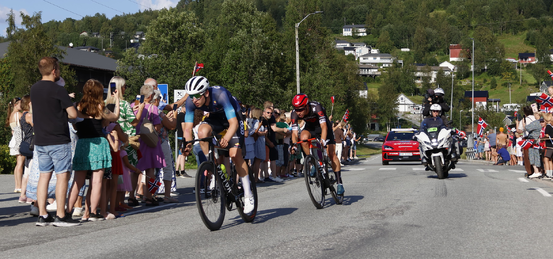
[548,70,553,80]
[342,109,350,122]
[514,111,518,119]
[536,93,553,107]
[540,106,553,113]
[148,177,162,194]
[331,96,335,104]
[477,117,487,137]
[518,139,534,150]
[454,129,467,139]
[194,63,204,74]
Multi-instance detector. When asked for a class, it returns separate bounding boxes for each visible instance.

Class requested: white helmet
[430,104,442,111]
[185,76,209,95]
[434,88,445,96]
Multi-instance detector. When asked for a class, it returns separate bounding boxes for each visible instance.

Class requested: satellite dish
[69,42,74,48]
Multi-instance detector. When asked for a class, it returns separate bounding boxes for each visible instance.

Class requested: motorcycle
[415,127,456,179]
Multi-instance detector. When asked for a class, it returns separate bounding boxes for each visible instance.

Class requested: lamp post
[450,66,455,119]
[459,109,463,130]
[296,11,323,94]
[471,38,475,138]
[509,82,511,104]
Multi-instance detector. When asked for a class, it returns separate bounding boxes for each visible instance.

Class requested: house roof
[335,40,350,44]
[415,66,451,72]
[358,64,378,69]
[464,91,489,98]
[343,24,366,28]
[359,53,392,58]
[519,53,535,58]
[449,44,462,49]
[353,42,366,46]
[343,47,356,51]
[0,41,116,72]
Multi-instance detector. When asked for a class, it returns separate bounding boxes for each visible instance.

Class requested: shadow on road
[338,195,363,206]
[219,207,297,230]
[427,173,467,179]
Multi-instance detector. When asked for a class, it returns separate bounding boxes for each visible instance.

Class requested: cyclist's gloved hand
[321,139,327,147]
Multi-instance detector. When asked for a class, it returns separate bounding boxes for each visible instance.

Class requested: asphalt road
[2,155,553,259]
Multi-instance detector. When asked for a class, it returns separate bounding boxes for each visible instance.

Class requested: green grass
[356,144,381,158]
[497,33,535,59]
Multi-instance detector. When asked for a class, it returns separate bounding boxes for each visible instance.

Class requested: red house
[465,91,488,109]
[449,44,466,62]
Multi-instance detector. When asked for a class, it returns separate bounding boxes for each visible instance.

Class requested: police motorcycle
[415,104,456,179]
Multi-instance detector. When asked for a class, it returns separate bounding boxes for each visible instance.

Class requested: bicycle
[297,138,343,209]
[187,136,258,231]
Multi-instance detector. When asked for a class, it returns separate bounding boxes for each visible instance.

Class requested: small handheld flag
[148,177,162,194]
[477,117,488,137]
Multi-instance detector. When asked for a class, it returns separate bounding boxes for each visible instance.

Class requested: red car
[382,128,421,165]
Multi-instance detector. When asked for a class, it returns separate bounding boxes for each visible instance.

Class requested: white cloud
[0,6,29,36]
[138,0,179,10]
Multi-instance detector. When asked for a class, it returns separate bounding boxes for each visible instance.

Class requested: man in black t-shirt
[31,57,78,227]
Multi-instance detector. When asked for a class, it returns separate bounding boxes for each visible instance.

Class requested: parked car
[374,136,385,142]
[381,128,421,165]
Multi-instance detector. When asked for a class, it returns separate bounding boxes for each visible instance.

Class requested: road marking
[477,169,485,172]
[518,178,529,183]
[344,168,365,171]
[488,169,498,172]
[451,168,464,171]
[379,168,396,170]
[534,187,552,197]
[509,170,527,173]
[413,168,425,171]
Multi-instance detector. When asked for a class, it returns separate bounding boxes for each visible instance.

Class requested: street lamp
[471,38,475,139]
[450,66,455,119]
[296,11,323,94]
[459,110,463,130]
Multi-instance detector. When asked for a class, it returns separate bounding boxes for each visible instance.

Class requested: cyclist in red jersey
[290,93,344,195]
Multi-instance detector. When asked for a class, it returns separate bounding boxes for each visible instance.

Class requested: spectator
[517,106,536,175]
[526,113,542,178]
[544,113,553,178]
[488,130,497,163]
[7,97,25,193]
[18,95,34,204]
[333,121,344,166]
[250,108,267,182]
[493,144,510,165]
[262,103,284,183]
[515,133,523,166]
[31,57,78,226]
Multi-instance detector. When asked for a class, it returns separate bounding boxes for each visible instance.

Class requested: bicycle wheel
[195,161,226,231]
[325,157,343,205]
[236,166,258,223]
[304,155,325,209]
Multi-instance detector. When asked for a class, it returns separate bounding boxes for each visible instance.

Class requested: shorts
[268,146,278,161]
[204,114,245,150]
[545,148,553,159]
[36,143,72,174]
[306,126,336,145]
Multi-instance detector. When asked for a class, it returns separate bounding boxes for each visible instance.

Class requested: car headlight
[383,145,393,150]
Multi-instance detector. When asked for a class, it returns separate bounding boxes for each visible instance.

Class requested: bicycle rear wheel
[236,166,258,222]
[325,158,343,205]
[304,155,325,209]
[195,161,226,231]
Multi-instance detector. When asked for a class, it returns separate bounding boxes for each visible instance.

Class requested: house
[134,31,146,41]
[397,93,422,113]
[344,47,356,56]
[0,41,117,93]
[519,53,537,64]
[74,46,100,53]
[449,44,466,62]
[353,42,367,48]
[335,40,352,49]
[358,53,394,68]
[91,32,100,38]
[358,64,380,77]
[342,24,367,37]
[79,31,89,37]
[465,91,489,109]
[414,65,452,84]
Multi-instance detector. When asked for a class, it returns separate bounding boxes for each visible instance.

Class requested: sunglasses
[295,107,306,112]
[191,93,203,99]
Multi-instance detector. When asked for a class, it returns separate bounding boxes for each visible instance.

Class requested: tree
[490,77,497,90]
[376,30,393,53]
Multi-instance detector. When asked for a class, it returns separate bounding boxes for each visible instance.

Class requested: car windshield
[387,131,415,141]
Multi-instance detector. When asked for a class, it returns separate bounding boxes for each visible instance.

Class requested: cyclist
[182,76,254,214]
[290,93,344,195]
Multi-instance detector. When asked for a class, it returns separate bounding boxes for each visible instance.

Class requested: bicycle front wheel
[236,166,258,223]
[304,155,325,209]
[195,161,226,231]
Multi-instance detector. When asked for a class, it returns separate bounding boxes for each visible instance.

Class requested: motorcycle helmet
[434,88,445,96]
[430,103,442,111]
[185,76,209,95]
[292,93,309,108]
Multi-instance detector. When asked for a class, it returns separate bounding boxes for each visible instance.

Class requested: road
[2,155,553,258]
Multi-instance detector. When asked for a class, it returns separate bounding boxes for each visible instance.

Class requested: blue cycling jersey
[184,86,240,123]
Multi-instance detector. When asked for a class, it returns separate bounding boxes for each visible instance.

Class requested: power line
[90,0,125,14]
[126,0,151,10]
[42,0,83,18]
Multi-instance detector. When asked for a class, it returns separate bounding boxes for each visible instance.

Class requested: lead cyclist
[182,76,254,213]
[290,93,344,195]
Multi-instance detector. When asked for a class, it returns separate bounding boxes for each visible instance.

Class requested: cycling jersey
[291,101,335,144]
[184,86,240,123]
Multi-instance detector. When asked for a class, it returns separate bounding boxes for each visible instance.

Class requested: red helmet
[292,93,309,108]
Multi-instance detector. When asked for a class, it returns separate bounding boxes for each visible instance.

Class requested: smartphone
[163,93,167,102]
[173,103,178,111]
[110,82,116,95]
[140,95,145,104]
[531,103,538,113]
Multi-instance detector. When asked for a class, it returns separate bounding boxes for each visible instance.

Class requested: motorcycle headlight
[431,139,438,147]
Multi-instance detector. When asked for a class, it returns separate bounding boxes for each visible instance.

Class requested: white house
[344,47,356,56]
[359,53,394,68]
[414,65,453,84]
[358,64,380,77]
[335,40,352,49]
[342,24,367,37]
[397,93,421,113]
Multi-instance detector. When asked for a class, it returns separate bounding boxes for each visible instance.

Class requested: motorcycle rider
[422,88,450,120]
[420,104,446,170]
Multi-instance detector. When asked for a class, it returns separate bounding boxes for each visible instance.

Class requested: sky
[0,0,179,37]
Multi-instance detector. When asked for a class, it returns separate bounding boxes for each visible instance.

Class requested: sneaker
[528,173,541,178]
[354,156,359,159]
[265,177,274,182]
[53,215,81,227]
[36,215,54,226]
[270,177,284,183]
[243,196,255,214]
[89,213,105,222]
[170,192,180,197]
[336,184,345,195]
[30,204,39,216]
[287,174,295,178]
[104,213,116,220]
[72,207,84,217]
[46,201,57,212]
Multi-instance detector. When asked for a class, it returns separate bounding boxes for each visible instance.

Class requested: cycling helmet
[185,76,209,95]
[292,93,309,108]
[430,104,442,111]
[434,88,445,96]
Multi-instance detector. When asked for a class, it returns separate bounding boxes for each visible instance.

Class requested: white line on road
[451,168,464,171]
[488,169,498,172]
[518,178,529,183]
[379,168,396,170]
[413,168,425,171]
[509,170,527,173]
[477,169,485,172]
[344,168,365,171]
[534,187,552,197]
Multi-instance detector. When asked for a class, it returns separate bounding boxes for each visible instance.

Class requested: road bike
[188,136,258,231]
[297,138,343,209]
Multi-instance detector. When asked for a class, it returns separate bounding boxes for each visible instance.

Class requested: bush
[0,145,16,174]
